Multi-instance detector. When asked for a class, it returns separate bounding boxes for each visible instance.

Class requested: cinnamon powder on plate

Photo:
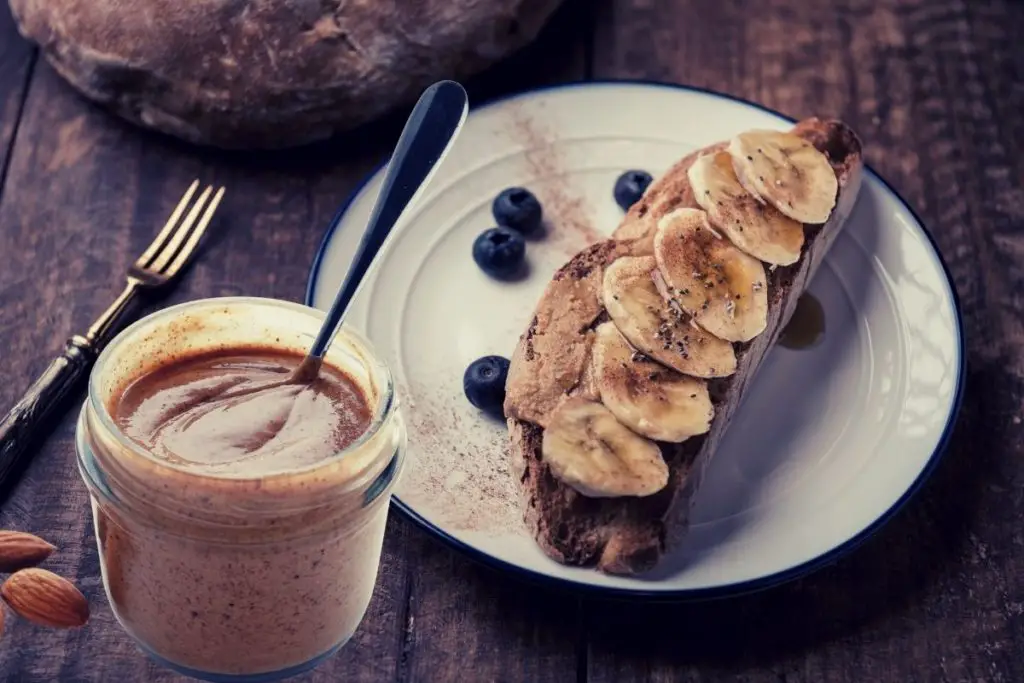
[395,380,522,536]
[393,106,609,537]
[506,104,605,253]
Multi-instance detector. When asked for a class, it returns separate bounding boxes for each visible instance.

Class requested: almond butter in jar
[75,297,406,682]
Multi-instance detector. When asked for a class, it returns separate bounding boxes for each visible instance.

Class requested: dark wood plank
[586,1,1024,682]
[0,2,591,680]
[0,1,35,182]
[399,519,584,683]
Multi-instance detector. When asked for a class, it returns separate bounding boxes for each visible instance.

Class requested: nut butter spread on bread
[504,118,864,575]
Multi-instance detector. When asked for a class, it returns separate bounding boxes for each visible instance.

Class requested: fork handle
[0,336,96,494]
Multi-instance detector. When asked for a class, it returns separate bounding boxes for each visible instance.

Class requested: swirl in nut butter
[112,349,370,475]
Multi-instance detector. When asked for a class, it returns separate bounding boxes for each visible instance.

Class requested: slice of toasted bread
[503,118,864,575]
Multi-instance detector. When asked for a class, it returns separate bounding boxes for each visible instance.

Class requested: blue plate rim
[304,79,967,600]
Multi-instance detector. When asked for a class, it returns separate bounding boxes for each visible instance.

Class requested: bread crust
[505,118,864,575]
[8,0,563,148]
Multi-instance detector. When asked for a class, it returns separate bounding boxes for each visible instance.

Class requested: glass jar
[75,297,405,682]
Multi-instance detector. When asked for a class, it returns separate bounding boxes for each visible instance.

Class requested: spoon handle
[309,80,469,359]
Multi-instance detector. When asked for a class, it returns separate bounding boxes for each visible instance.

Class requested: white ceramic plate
[306,82,964,597]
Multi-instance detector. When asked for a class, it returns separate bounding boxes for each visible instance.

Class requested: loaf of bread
[8,0,564,149]
[504,118,864,575]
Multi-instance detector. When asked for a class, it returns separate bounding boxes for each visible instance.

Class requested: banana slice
[541,397,668,498]
[592,322,713,442]
[727,129,838,225]
[602,255,736,378]
[653,208,768,343]
[688,151,805,266]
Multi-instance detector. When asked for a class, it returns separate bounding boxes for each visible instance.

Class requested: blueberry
[472,227,525,279]
[614,170,653,211]
[492,187,543,234]
[463,355,510,416]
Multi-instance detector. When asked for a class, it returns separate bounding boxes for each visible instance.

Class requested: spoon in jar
[290,80,469,383]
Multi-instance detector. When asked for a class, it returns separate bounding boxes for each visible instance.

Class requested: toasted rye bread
[503,118,864,575]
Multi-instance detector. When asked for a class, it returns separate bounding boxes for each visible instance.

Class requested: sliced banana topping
[592,322,713,443]
[653,208,768,343]
[688,151,805,266]
[541,397,669,498]
[602,254,736,378]
[727,129,838,225]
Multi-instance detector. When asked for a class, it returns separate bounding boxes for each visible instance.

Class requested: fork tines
[137,180,226,278]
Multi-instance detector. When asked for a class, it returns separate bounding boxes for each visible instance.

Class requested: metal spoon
[292,80,469,382]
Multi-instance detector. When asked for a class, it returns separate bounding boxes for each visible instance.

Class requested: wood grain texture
[400,518,583,683]
[587,1,1024,682]
[0,1,35,184]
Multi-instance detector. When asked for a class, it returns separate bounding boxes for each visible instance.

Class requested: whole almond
[1,568,89,628]
[0,531,56,573]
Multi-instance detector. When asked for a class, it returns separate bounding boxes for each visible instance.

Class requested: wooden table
[0,0,1021,680]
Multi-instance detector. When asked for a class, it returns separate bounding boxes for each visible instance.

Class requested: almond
[1,568,89,628]
[0,530,56,573]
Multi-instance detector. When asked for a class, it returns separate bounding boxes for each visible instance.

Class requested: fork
[0,181,225,496]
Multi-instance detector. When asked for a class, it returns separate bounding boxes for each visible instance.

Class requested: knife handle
[0,336,96,491]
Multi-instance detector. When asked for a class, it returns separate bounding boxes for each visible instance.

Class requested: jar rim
[87,296,396,486]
